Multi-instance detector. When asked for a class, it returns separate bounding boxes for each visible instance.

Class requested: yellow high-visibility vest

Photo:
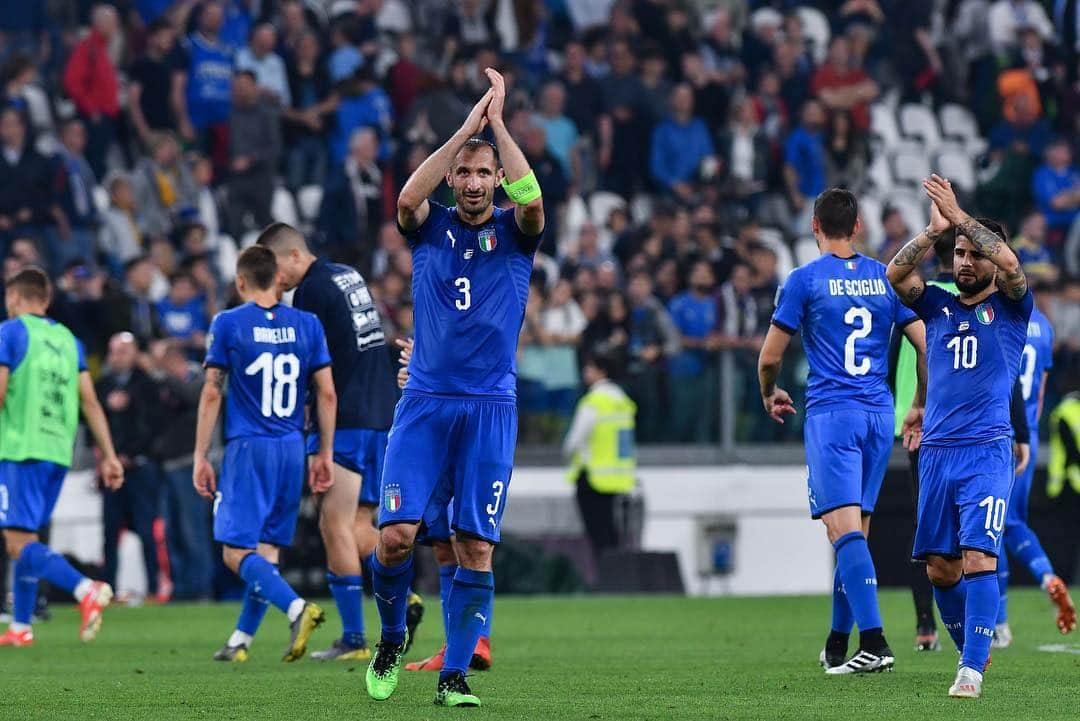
[567,384,637,494]
[1048,394,1080,498]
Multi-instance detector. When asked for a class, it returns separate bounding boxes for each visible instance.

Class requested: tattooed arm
[887,199,951,306]
[923,174,1027,300]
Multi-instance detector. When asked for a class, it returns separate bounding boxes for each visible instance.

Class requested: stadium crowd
[0,1,1079,599]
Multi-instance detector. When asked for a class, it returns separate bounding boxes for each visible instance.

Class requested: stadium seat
[797,7,831,63]
[898,103,942,152]
[936,150,977,194]
[869,103,902,152]
[756,227,794,280]
[892,151,932,189]
[629,193,654,227]
[560,194,589,255]
[866,154,895,193]
[216,233,238,282]
[939,103,978,144]
[588,190,627,229]
[240,230,261,249]
[794,236,819,267]
[296,184,323,222]
[890,193,929,236]
[92,185,109,215]
[271,186,299,226]
[858,195,885,253]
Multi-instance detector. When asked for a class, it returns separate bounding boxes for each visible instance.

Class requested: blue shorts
[418,501,455,544]
[214,434,305,549]
[913,438,1014,560]
[0,460,68,531]
[803,409,892,519]
[307,428,388,506]
[380,392,516,544]
[1006,435,1037,530]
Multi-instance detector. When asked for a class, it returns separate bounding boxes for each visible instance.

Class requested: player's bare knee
[378,523,417,563]
[3,530,33,558]
[821,507,862,545]
[962,550,997,575]
[926,556,962,587]
[432,540,457,567]
[453,535,493,571]
[223,546,251,573]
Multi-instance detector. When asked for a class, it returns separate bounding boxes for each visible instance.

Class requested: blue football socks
[996,552,1010,625]
[961,570,999,672]
[441,568,494,679]
[833,532,883,635]
[236,579,271,636]
[14,542,84,625]
[933,576,967,651]
[328,572,366,647]
[831,564,854,634]
[370,552,413,646]
[438,564,457,639]
[237,553,300,613]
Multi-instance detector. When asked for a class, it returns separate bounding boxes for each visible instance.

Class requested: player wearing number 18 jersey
[194,246,337,663]
[759,189,927,676]
[888,174,1032,698]
[365,69,543,708]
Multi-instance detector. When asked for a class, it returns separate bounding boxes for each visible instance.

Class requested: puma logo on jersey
[942,307,952,320]
[474,612,487,624]
[447,230,457,248]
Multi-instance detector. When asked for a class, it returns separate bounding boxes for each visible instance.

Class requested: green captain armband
[501,171,542,205]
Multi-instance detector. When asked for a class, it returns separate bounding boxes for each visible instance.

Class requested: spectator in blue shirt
[48,118,98,274]
[156,271,208,357]
[783,99,827,232]
[1031,138,1080,234]
[533,81,578,178]
[649,84,716,202]
[330,67,393,167]
[667,260,720,442]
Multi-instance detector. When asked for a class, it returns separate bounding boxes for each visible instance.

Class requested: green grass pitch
[1,589,1077,720]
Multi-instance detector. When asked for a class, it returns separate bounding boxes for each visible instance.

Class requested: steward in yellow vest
[1048,393,1080,498]
[563,354,636,554]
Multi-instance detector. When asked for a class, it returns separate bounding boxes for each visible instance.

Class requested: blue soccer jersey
[911,286,1034,447]
[398,202,541,397]
[204,302,331,441]
[1017,306,1054,434]
[292,257,397,430]
[771,253,917,415]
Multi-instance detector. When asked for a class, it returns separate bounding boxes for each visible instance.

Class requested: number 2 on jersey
[455,276,471,310]
[843,306,872,376]
[245,352,300,418]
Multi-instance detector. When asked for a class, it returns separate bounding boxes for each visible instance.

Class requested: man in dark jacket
[97,332,162,601]
[224,70,281,236]
[153,343,212,600]
[0,107,53,253]
[317,126,382,273]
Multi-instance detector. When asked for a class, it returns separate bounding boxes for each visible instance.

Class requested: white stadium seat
[797,7,831,63]
[756,228,794,281]
[892,151,932,189]
[939,103,979,144]
[588,190,627,229]
[889,193,929,236]
[794,236,819,267]
[240,230,261,249]
[936,150,977,194]
[92,185,110,214]
[870,103,902,152]
[898,103,942,152]
[866,154,895,194]
[271,186,299,226]
[296,184,323,222]
[857,195,885,254]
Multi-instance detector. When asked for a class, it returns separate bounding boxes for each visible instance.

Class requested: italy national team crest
[478,228,497,252]
[975,303,995,325]
[383,484,402,512]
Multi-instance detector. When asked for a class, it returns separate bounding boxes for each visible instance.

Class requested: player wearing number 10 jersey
[194,246,337,663]
[365,69,543,708]
[759,189,927,676]
[887,175,1032,699]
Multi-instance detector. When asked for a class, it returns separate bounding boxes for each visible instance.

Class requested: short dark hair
[236,246,278,290]
[583,351,618,379]
[933,233,955,268]
[148,17,173,35]
[813,188,859,239]
[255,221,306,251]
[7,266,51,304]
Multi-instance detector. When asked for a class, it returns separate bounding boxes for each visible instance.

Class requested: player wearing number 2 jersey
[995,306,1075,645]
[194,246,337,663]
[365,68,543,709]
[887,174,1032,699]
[759,189,927,676]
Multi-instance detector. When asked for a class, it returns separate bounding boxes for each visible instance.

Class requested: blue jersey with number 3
[399,202,542,397]
[911,286,1033,446]
[1017,306,1053,433]
[204,302,331,441]
[771,253,916,415]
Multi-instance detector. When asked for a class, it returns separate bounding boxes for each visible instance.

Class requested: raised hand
[928,195,951,237]
[464,88,494,136]
[922,174,963,225]
[484,67,506,126]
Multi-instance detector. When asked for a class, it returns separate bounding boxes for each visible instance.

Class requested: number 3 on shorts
[486,480,504,516]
